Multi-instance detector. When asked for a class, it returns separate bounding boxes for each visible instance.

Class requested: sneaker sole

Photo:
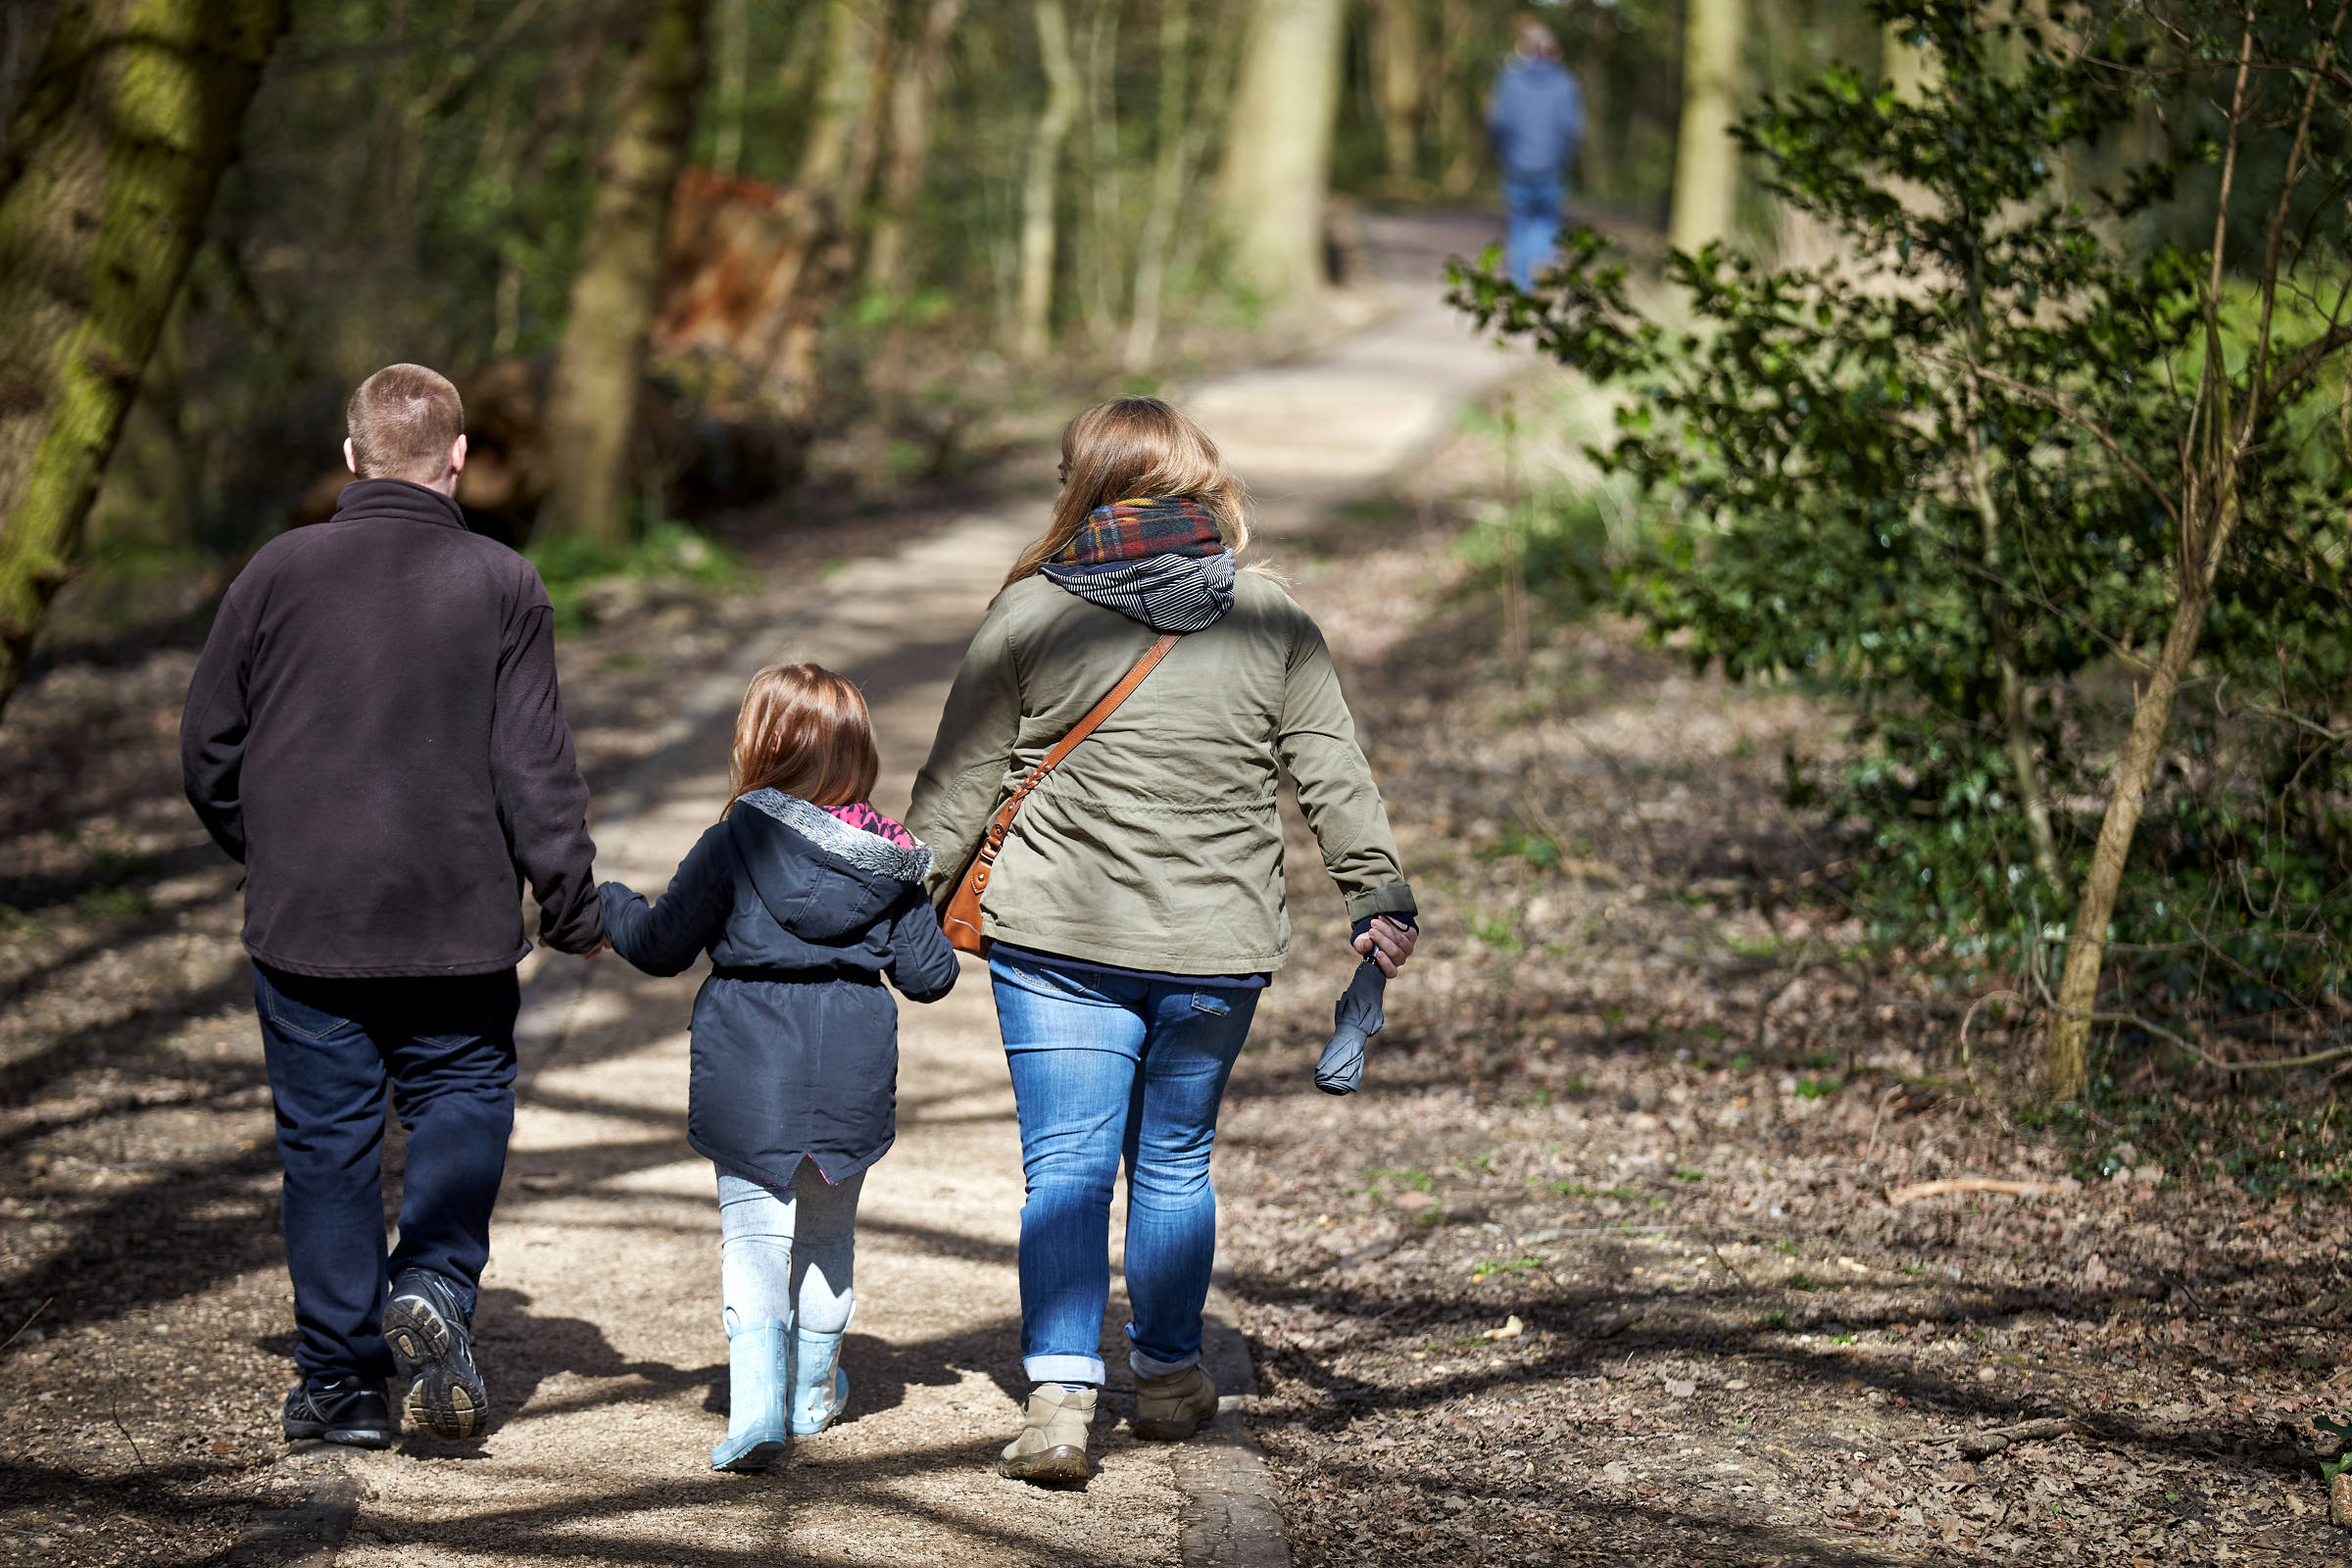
[283,1422,395,1449]
[999,1445,1092,1486]
[384,1291,485,1441]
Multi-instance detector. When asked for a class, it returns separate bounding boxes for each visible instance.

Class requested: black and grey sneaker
[384,1268,488,1440]
[282,1376,395,1447]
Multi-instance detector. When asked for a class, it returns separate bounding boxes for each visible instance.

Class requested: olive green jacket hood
[906,571,1414,975]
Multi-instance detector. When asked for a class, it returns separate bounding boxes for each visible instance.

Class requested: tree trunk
[1079,0,1123,346]
[1123,0,1192,371]
[1959,375,2067,894]
[1669,0,1745,253]
[798,0,886,201]
[0,0,289,721]
[1369,0,1421,184]
[864,0,965,302]
[711,0,749,178]
[540,0,706,546]
[2045,483,2237,1099]
[1434,0,1476,196]
[1016,0,1079,360]
[1215,0,1345,306]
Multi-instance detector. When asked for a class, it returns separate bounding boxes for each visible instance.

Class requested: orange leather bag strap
[987,630,1181,842]
[941,632,1180,953]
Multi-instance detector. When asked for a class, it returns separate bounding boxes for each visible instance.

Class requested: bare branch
[2248,0,2351,416]
[1920,352,2180,523]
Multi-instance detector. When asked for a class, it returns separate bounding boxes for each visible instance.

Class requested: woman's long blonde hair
[1003,398,1249,588]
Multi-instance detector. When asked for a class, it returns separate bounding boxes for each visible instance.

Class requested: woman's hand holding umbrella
[1318,916,1416,1096]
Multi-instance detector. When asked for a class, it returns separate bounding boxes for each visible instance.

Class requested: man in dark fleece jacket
[182,363,603,1449]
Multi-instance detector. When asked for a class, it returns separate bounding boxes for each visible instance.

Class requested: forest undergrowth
[1219,402,2352,1566]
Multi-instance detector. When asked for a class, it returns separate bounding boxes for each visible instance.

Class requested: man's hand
[585,937,612,958]
[1352,915,1417,978]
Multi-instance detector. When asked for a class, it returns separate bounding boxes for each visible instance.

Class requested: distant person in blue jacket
[1488,19,1586,289]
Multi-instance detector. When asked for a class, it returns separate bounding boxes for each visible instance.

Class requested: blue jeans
[1502,169,1565,289]
[253,963,518,1380]
[991,953,1260,1386]
[715,1160,862,1335]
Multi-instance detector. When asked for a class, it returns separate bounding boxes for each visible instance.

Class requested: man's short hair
[346,364,465,480]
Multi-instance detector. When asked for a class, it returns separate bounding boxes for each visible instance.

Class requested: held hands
[1352,915,1417,978]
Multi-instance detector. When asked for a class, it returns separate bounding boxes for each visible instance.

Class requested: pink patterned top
[824,800,918,852]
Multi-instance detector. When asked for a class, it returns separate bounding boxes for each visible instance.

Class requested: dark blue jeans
[1502,168,1565,289]
[254,963,518,1380]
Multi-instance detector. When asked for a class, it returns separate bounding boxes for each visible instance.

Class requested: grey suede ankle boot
[999,1383,1096,1486]
[1132,1364,1219,1441]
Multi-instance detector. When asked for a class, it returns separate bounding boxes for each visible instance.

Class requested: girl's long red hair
[726,663,878,812]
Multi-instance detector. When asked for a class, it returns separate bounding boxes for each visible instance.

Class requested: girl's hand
[1352,916,1417,978]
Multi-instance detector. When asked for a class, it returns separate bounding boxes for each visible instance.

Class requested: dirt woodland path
[7,212,2352,1568]
[292,231,1508,1567]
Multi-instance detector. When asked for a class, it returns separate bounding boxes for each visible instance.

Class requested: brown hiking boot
[999,1384,1096,1486]
[1131,1364,1219,1442]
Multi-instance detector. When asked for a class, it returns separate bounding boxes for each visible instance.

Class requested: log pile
[650,168,855,423]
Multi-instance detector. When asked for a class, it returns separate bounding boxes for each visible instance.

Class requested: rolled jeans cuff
[1022,1352,1104,1387]
[1128,1344,1200,1379]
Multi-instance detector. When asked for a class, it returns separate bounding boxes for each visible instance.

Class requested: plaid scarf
[1049,496,1224,565]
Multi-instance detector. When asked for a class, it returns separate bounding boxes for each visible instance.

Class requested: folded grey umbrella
[1315,959,1387,1096]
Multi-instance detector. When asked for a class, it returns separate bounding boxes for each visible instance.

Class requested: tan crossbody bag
[939,631,1182,955]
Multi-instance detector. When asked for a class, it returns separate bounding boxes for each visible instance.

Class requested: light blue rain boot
[710,1317,790,1472]
[789,1316,851,1437]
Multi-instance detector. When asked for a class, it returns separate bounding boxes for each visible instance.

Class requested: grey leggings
[715,1159,863,1336]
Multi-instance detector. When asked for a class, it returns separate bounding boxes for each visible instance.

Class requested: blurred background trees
[4,0,2339,1108]
[2,0,1810,687]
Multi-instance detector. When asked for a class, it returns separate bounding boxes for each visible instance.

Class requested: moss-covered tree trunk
[540,0,707,547]
[0,0,288,722]
[1669,0,1745,253]
[1215,0,1345,306]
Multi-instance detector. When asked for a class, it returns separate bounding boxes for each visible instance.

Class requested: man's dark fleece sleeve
[492,595,604,955]
[181,591,254,863]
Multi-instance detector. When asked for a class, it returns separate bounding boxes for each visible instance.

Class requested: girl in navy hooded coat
[600,663,958,1472]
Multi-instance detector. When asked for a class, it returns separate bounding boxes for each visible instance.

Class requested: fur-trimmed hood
[735,789,934,884]
[728,790,934,944]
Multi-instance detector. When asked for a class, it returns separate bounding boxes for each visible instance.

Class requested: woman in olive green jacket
[906,397,1416,1486]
